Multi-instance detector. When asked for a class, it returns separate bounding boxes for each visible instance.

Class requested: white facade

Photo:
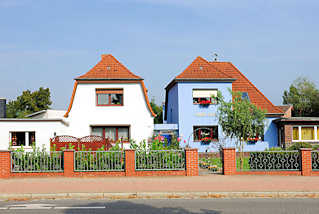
[0,119,66,151]
[0,54,155,151]
[63,82,154,145]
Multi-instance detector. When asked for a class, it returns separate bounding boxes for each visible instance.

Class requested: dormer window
[242,92,250,101]
[96,88,123,106]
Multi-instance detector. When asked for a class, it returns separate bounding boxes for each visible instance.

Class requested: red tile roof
[76,54,142,80]
[167,56,283,115]
[64,55,156,117]
[209,62,283,114]
[176,56,233,80]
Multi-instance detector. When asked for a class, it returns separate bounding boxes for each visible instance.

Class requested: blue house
[164,56,288,152]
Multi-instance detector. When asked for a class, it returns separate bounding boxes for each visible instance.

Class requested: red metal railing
[50,135,113,151]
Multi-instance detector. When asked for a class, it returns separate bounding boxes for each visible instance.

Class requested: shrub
[265,147,283,151]
[287,142,312,150]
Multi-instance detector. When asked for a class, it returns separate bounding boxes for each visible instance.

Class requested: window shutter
[192,89,217,98]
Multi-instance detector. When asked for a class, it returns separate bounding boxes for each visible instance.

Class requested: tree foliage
[150,99,163,124]
[217,90,266,169]
[6,87,52,118]
[283,77,319,117]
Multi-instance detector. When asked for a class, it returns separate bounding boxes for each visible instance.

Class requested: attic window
[96,88,123,106]
[242,92,250,101]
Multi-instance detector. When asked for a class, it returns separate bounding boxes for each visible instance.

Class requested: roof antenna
[213,53,218,62]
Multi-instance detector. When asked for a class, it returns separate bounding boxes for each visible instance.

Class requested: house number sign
[194,113,216,117]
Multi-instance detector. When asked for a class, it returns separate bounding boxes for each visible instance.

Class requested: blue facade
[165,81,281,152]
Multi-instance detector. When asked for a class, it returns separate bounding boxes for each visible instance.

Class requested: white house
[0,54,155,151]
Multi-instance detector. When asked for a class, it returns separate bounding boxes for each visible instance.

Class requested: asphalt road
[0,198,318,214]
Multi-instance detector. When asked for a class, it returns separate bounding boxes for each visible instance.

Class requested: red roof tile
[209,62,283,114]
[76,54,142,80]
[176,56,233,80]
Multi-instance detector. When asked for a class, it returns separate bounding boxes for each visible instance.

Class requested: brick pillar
[64,150,74,177]
[0,150,11,179]
[223,148,236,175]
[284,125,292,148]
[125,149,136,176]
[185,148,199,176]
[300,148,312,176]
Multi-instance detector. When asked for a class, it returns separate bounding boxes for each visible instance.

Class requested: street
[0,199,318,214]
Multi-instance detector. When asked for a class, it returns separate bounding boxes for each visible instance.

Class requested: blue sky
[1,0,318,109]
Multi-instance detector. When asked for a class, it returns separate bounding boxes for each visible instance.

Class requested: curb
[1,192,319,201]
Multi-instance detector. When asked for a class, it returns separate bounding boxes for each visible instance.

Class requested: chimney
[0,98,6,118]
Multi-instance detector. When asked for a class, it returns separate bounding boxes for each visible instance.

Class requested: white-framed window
[192,89,218,105]
[292,126,319,142]
[10,131,35,147]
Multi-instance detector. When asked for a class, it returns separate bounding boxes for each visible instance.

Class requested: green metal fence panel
[74,151,124,172]
[11,151,64,173]
[135,150,185,171]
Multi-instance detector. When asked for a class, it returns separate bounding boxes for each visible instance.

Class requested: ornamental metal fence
[236,151,301,171]
[74,151,124,172]
[11,151,64,173]
[135,150,185,171]
[312,151,319,171]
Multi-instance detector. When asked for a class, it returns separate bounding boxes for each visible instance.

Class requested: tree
[283,77,319,117]
[150,98,163,124]
[6,87,52,118]
[217,90,266,169]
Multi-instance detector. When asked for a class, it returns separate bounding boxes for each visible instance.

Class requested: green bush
[288,142,312,150]
[11,146,63,172]
[265,147,283,151]
[312,145,319,150]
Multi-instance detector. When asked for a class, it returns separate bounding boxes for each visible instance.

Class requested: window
[293,127,299,141]
[10,132,35,147]
[193,126,218,141]
[96,88,123,106]
[91,126,129,142]
[301,127,315,140]
[192,89,217,105]
[242,92,250,101]
[292,126,319,142]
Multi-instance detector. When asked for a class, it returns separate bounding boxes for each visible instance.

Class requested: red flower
[199,100,211,105]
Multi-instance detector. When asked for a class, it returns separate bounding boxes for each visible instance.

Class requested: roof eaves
[175,78,236,82]
[75,78,144,81]
[25,110,47,118]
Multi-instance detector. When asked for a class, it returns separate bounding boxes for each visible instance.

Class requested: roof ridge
[175,56,233,80]
[105,54,142,79]
[77,54,142,80]
[227,62,283,114]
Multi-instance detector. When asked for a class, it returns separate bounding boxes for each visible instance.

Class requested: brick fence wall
[0,148,199,178]
[223,148,319,176]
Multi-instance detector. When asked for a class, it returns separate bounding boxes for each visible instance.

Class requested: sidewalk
[1,175,319,200]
